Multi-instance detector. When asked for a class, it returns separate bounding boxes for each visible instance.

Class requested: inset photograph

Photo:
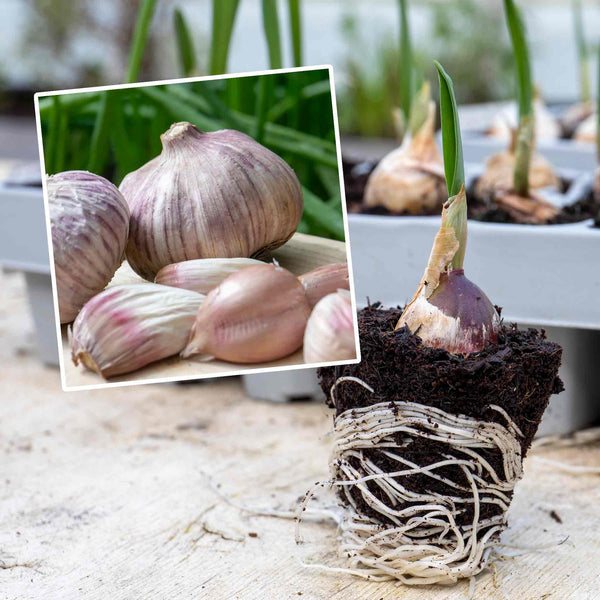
[34,66,359,390]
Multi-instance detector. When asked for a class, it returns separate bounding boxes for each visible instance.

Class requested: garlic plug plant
[476,0,559,224]
[363,2,446,214]
[155,257,263,294]
[303,290,356,364]
[119,122,304,280]
[298,263,349,308]
[182,263,311,363]
[47,171,130,324]
[397,63,500,355]
[364,83,446,214]
[71,284,204,378]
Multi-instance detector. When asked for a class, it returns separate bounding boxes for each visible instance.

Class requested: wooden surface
[2,269,600,599]
[61,232,350,390]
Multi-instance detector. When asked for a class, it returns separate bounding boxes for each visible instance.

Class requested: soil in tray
[318,303,564,527]
[343,157,599,224]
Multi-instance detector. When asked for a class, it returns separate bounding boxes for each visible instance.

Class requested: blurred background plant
[337,0,513,137]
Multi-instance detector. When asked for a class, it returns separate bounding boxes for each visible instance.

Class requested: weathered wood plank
[2,270,600,600]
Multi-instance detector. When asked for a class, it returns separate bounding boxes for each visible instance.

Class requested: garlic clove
[299,263,349,308]
[119,122,303,281]
[71,283,204,378]
[155,257,264,294]
[561,101,594,138]
[182,263,311,364]
[303,290,356,364]
[364,98,446,214]
[47,171,130,324]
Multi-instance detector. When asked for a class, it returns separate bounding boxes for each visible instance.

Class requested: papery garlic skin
[364,102,446,214]
[182,263,311,364]
[155,257,263,294]
[299,263,349,308]
[119,122,303,281]
[303,290,356,364]
[487,98,561,141]
[71,283,204,378]
[398,270,499,355]
[47,171,130,324]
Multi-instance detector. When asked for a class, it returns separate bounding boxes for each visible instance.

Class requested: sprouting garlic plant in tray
[362,0,446,217]
[310,60,564,586]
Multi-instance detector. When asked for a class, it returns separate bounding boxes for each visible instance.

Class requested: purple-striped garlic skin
[182,263,311,364]
[71,283,204,378]
[303,290,356,364]
[399,269,500,355]
[299,263,350,308]
[155,257,263,294]
[47,171,130,324]
[119,122,304,281]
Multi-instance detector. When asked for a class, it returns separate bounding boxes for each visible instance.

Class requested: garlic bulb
[364,99,446,214]
[155,257,263,294]
[47,171,130,324]
[182,263,310,363]
[299,263,349,308]
[475,148,560,198]
[573,112,597,143]
[487,97,560,141]
[71,283,204,378]
[119,122,303,280]
[303,290,356,364]
[397,186,500,354]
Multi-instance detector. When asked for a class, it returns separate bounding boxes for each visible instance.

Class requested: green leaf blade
[398,0,413,127]
[174,8,196,77]
[262,0,283,70]
[126,0,157,83]
[434,61,464,198]
[503,0,533,120]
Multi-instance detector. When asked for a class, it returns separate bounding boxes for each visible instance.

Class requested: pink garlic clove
[155,257,264,294]
[299,263,350,308]
[71,283,204,378]
[182,263,311,364]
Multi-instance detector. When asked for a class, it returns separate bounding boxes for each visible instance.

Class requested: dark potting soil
[318,303,564,528]
[343,157,598,224]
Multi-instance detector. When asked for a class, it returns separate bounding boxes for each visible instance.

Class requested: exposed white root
[321,376,524,585]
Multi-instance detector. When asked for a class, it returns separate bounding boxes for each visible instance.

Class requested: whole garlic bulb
[119,122,304,281]
[155,257,263,294]
[71,283,204,378]
[303,290,356,364]
[182,263,311,363]
[47,171,130,324]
